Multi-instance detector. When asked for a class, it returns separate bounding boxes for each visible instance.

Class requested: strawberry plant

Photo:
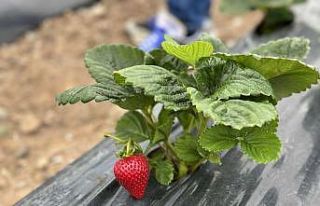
[56,34,319,199]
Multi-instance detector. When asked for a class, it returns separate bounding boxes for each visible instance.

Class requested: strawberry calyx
[104,133,143,158]
[117,138,143,158]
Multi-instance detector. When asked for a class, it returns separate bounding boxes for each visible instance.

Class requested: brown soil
[0,0,262,205]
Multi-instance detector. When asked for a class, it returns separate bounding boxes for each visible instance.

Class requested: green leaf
[56,83,135,105]
[56,84,107,105]
[198,33,229,53]
[115,94,154,110]
[115,111,151,143]
[212,66,275,101]
[251,37,310,60]
[194,58,219,96]
[152,160,175,185]
[199,120,281,163]
[177,110,195,132]
[208,153,221,165]
[215,53,319,100]
[178,71,198,88]
[148,49,188,72]
[175,135,203,164]
[199,125,238,152]
[153,109,174,144]
[114,65,191,111]
[148,149,165,161]
[57,44,150,109]
[195,57,275,100]
[85,44,145,84]
[188,87,278,129]
[161,36,214,66]
[56,83,152,110]
[177,162,188,178]
[240,121,281,163]
[197,134,222,165]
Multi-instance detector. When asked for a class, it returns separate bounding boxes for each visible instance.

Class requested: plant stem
[191,159,206,172]
[104,133,126,143]
[142,106,181,169]
[142,109,156,130]
[186,116,195,134]
[126,138,132,156]
[160,142,181,170]
[160,144,173,162]
[198,114,208,136]
[164,140,178,159]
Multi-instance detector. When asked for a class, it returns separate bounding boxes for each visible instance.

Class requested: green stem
[191,158,206,172]
[198,114,208,136]
[142,106,181,169]
[126,138,132,156]
[104,133,126,143]
[160,144,173,162]
[164,140,178,159]
[186,116,195,134]
[142,109,156,130]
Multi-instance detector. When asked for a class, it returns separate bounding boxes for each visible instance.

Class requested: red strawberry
[114,154,149,199]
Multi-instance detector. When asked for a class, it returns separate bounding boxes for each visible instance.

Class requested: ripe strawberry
[114,154,149,199]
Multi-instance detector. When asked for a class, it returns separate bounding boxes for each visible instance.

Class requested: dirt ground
[0,0,262,205]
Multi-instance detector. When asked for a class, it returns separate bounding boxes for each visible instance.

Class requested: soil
[0,0,262,205]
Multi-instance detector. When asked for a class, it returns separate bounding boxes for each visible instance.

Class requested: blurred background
[0,0,311,205]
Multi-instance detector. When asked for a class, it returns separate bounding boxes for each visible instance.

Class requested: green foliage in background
[220,0,306,15]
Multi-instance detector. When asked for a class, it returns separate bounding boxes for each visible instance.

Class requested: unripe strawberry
[114,154,149,199]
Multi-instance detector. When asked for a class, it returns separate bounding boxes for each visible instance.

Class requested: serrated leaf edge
[114,66,191,111]
[198,120,282,163]
[250,37,311,60]
[214,52,320,99]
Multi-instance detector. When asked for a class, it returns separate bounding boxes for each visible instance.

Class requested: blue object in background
[139,29,165,52]
[168,0,211,35]
[138,0,212,51]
